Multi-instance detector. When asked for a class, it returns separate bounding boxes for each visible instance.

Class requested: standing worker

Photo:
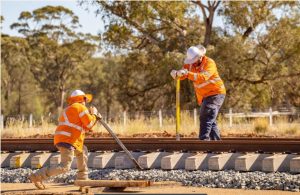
[170,45,226,140]
[29,90,101,189]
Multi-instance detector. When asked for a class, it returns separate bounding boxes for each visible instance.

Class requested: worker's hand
[89,106,98,115]
[89,106,102,120]
[177,69,188,77]
[96,112,102,120]
[170,70,178,79]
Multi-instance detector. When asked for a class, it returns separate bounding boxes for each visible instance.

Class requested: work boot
[76,171,89,181]
[28,174,46,190]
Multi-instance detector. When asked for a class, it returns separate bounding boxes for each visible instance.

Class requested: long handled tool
[176,79,181,141]
[96,116,143,170]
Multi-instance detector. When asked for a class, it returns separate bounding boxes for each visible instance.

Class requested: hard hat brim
[184,56,199,64]
[67,94,93,104]
[85,94,93,103]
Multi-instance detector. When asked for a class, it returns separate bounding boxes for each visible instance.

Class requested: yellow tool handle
[176,79,180,141]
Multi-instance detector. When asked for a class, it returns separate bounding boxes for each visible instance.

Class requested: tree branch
[98,1,166,51]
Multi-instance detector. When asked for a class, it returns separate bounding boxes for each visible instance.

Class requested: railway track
[2,137,300,153]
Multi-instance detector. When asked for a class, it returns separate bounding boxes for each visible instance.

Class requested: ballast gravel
[1,168,300,192]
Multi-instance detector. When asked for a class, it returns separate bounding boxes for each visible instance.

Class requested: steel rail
[1,138,300,153]
[2,137,300,141]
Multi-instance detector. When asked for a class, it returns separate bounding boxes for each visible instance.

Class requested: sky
[1,0,104,36]
[1,0,224,37]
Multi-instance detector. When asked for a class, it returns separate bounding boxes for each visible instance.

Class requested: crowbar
[95,116,143,170]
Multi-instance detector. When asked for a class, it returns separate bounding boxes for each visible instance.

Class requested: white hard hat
[68,89,92,104]
[184,45,206,64]
[70,90,85,97]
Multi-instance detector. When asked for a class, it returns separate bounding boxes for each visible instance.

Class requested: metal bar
[99,118,143,170]
[74,180,152,188]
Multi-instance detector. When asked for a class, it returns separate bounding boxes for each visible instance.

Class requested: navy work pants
[199,94,225,140]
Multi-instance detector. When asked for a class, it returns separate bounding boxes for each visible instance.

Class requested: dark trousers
[199,94,225,140]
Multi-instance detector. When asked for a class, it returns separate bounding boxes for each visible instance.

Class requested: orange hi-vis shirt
[54,102,97,152]
[180,56,226,105]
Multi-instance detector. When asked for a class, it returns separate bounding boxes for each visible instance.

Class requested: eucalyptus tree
[214,4,300,109]
[1,36,32,115]
[11,6,100,113]
[192,0,221,47]
[79,1,203,110]
[219,1,298,39]
[81,1,300,110]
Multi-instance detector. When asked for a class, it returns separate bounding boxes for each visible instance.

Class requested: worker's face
[192,56,203,67]
[81,97,87,106]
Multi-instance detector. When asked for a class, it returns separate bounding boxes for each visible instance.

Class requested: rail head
[1,138,300,153]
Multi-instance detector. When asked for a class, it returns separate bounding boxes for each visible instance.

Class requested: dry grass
[1,112,300,138]
[1,117,56,138]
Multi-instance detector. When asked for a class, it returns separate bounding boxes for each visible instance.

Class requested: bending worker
[171,45,226,140]
[29,89,101,189]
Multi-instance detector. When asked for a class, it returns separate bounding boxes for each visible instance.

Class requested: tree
[192,0,221,47]
[74,56,122,120]
[11,6,100,114]
[212,7,300,109]
[82,1,204,53]
[79,1,205,110]
[219,1,297,39]
[1,35,43,115]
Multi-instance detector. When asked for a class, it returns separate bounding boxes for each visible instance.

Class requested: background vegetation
[1,1,300,123]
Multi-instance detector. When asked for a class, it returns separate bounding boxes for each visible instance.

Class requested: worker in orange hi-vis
[28,90,101,190]
[170,45,226,141]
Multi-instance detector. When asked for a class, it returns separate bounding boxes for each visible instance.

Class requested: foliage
[1,36,44,115]
[10,6,100,114]
[2,2,300,118]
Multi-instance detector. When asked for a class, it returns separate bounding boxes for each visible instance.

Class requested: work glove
[89,106,98,115]
[170,70,178,79]
[177,69,188,77]
[89,106,102,119]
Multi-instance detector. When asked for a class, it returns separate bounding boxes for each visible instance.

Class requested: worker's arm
[187,60,216,83]
[170,64,189,80]
[79,107,97,131]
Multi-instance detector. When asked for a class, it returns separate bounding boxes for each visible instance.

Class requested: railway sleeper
[1,151,300,173]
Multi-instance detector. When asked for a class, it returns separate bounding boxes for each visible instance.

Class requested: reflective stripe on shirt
[200,70,211,78]
[193,73,197,81]
[194,77,222,89]
[58,121,83,132]
[79,110,89,118]
[86,120,95,128]
[55,131,71,137]
[58,109,83,132]
[63,111,69,122]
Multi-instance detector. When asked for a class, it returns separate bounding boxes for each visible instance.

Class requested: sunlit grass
[1,112,300,138]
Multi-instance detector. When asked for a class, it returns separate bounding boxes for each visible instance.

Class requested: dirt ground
[1,183,298,195]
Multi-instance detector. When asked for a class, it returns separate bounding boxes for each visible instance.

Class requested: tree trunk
[106,84,111,121]
[58,87,65,116]
[193,1,220,47]
[203,18,212,47]
[18,82,22,114]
